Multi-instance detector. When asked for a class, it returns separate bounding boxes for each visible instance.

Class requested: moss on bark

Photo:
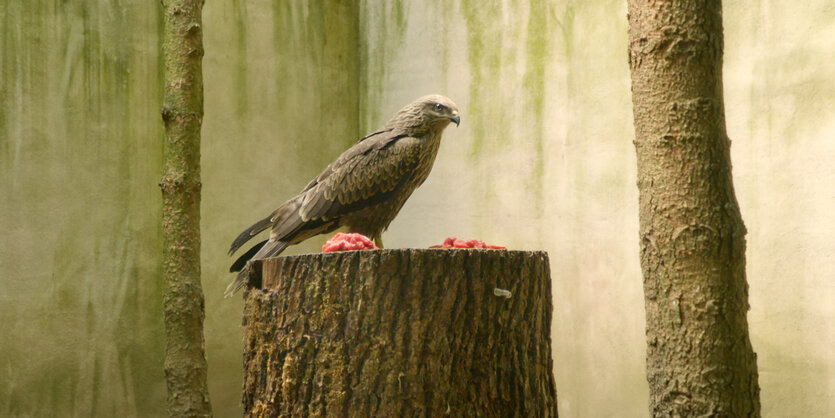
[160,0,212,416]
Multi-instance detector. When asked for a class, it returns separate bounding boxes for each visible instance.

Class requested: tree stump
[241,249,558,417]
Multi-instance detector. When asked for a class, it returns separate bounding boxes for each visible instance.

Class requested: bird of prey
[225,94,460,297]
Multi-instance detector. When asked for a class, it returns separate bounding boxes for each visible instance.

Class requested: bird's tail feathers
[230,240,268,272]
[228,215,273,255]
[251,239,290,261]
[224,265,252,298]
[224,239,290,298]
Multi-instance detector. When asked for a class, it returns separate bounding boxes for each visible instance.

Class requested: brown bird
[225,94,460,297]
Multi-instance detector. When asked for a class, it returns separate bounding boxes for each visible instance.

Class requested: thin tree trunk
[241,250,558,417]
[627,1,760,416]
[160,0,212,416]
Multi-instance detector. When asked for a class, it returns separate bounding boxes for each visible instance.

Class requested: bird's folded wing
[297,134,422,224]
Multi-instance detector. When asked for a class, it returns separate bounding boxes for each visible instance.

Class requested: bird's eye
[434,103,445,112]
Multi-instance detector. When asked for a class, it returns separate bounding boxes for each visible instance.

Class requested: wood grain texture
[241,249,557,417]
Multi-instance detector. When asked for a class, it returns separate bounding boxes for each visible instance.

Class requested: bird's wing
[278,131,421,235]
[297,129,396,194]
[228,130,410,256]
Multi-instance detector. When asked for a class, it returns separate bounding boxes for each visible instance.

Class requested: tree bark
[160,0,212,416]
[627,1,760,416]
[241,249,557,417]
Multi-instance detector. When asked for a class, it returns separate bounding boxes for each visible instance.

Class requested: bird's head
[422,94,460,128]
[386,94,460,133]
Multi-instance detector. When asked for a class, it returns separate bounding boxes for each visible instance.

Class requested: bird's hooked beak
[450,113,461,127]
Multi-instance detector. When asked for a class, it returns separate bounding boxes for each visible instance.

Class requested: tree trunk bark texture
[628,1,760,416]
[241,249,557,417]
[160,0,212,416]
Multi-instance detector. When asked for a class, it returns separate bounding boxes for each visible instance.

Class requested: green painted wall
[1,1,165,416]
[2,0,834,416]
[724,1,835,415]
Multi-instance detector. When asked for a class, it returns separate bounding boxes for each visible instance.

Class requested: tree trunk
[160,0,212,416]
[627,1,760,416]
[241,249,557,417]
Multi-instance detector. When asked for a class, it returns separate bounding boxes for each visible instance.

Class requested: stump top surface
[251,248,550,293]
[261,248,547,262]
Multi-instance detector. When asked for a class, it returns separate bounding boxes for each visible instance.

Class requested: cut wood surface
[241,249,557,417]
